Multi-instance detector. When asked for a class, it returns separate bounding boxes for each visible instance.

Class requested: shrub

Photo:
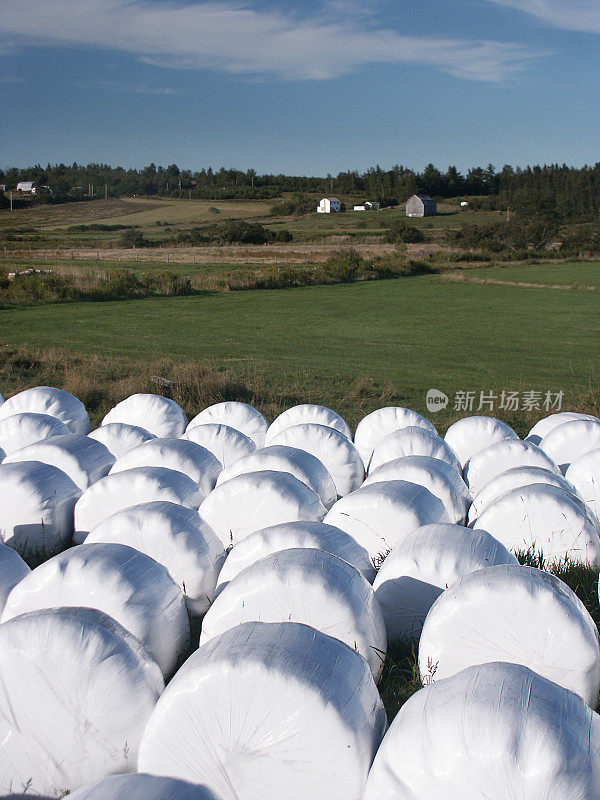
[119,229,151,248]
[387,219,425,244]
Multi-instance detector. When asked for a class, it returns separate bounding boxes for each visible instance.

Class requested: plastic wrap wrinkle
[472,482,600,565]
[1,542,190,678]
[85,501,225,617]
[139,621,387,800]
[0,606,163,797]
[418,563,600,706]
[201,548,387,680]
[364,661,600,800]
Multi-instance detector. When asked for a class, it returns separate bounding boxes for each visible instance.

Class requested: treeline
[3,160,600,218]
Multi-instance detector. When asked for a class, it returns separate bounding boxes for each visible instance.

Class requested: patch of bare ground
[6,242,443,265]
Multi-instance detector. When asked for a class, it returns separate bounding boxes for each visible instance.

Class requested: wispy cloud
[75,78,178,95]
[0,0,544,82]
[0,73,23,83]
[487,1,600,33]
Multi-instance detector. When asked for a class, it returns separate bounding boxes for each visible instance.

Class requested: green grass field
[2,274,598,434]
[455,260,600,287]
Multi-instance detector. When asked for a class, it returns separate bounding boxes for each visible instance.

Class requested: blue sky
[1,0,599,175]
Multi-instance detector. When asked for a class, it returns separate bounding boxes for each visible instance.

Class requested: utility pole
[105,182,108,199]
[506,204,511,223]
[9,191,13,211]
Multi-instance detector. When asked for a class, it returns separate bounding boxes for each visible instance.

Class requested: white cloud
[0,0,544,82]
[487,0,600,33]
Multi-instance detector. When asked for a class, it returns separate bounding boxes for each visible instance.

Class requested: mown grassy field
[2,274,598,434]
[452,260,600,287]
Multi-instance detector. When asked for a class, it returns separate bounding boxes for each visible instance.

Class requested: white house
[317,197,341,214]
[16,181,37,194]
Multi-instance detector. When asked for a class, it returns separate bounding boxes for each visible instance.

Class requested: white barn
[317,197,341,214]
[16,182,37,194]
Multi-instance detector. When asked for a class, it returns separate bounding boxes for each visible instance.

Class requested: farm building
[354,201,381,212]
[16,182,37,194]
[406,194,436,217]
[317,197,341,214]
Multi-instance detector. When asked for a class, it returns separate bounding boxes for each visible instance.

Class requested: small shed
[406,194,436,217]
[16,182,37,194]
[317,197,341,214]
[354,201,380,212]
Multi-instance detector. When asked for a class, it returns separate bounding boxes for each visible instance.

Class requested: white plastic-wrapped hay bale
[526,411,599,446]
[473,482,600,565]
[201,548,386,678]
[182,423,256,469]
[103,394,187,437]
[463,438,560,493]
[67,774,223,800]
[268,423,364,497]
[354,407,437,468]
[109,438,220,501]
[364,455,470,525]
[216,520,375,590]
[324,480,448,561]
[86,502,225,617]
[4,433,114,491]
[139,621,387,800]
[567,448,600,520]
[2,542,190,677]
[187,401,267,448]
[0,607,163,797]
[266,403,351,445]
[468,465,580,523]
[418,564,600,706]
[0,460,81,561]
[369,426,461,475]
[373,523,517,643]
[199,471,326,549]
[539,418,600,474]
[364,661,600,800]
[216,444,337,510]
[74,466,202,544]
[0,386,91,435]
[0,541,30,615]
[443,415,518,468]
[0,411,71,456]
[88,422,156,459]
